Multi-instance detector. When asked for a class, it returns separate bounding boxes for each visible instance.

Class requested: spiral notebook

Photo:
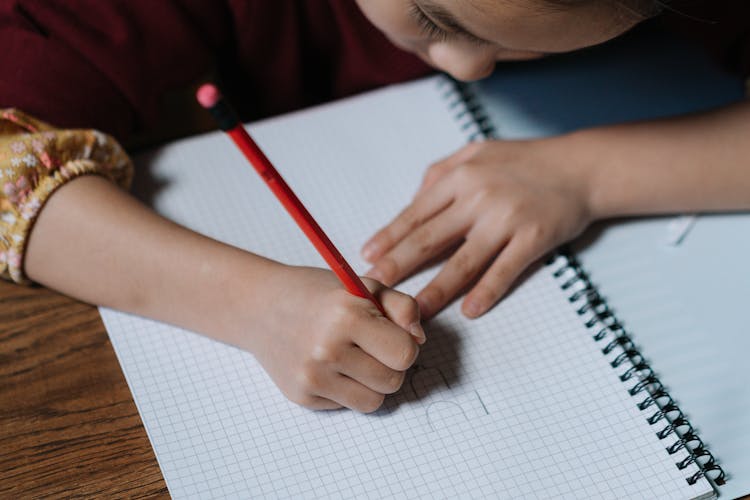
[99,75,722,499]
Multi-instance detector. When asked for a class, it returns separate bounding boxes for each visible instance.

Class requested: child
[1,0,748,413]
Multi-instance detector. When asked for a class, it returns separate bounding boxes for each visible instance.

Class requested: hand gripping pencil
[196,84,387,315]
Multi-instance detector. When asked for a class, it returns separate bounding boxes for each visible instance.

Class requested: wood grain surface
[0,279,167,498]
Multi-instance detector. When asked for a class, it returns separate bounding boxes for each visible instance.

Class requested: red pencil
[196,83,386,315]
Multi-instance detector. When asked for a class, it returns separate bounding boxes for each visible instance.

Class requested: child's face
[356,0,642,81]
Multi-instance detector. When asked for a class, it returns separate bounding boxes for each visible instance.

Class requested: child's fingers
[302,395,344,411]
[417,142,482,193]
[371,286,425,344]
[337,345,406,395]
[352,319,419,372]
[361,179,454,263]
[416,230,509,319]
[365,207,467,287]
[462,234,543,318]
[319,373,387,414]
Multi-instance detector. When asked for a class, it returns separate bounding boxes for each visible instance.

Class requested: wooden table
[0,279,167,497]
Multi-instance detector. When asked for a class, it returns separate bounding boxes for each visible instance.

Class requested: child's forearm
[566,99,750,219]
[24,175,277,345]
[25,175,422,413]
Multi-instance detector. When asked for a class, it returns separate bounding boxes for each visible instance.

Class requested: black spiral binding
[440,76,726,488]
[439,77,497,141]
[549,249,726,488]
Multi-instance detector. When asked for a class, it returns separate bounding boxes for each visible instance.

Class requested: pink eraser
[196,83,221,108]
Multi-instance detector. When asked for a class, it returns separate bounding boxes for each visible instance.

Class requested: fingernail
[409,322,426,344]
[361,242,378,261]
[463,300,483,318]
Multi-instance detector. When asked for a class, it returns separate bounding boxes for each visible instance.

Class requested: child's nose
[428,43,496,82]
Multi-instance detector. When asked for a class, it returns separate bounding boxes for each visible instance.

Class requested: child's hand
[244,265,424,413]
[361,139,593,320]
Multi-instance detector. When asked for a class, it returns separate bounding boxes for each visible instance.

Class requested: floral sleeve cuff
[0,109,133,284]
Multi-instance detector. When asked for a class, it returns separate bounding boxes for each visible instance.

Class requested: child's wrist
[200,249,287,348]
[553,128,621,222]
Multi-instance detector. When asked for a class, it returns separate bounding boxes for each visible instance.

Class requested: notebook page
[469,31,746,496]
[573,216,750,498]
[99,76,712,499]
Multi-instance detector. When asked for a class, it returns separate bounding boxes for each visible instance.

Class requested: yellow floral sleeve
[0,109,133,284]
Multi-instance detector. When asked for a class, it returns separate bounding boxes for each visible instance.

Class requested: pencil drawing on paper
[408,364,490,431]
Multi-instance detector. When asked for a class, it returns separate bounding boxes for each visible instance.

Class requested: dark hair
[612,0,666,17]
[543,0,666,19]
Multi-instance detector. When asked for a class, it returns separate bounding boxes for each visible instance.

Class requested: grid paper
[100,76,714,499]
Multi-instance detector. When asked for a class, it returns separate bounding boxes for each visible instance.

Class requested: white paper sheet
[100,77,712,499]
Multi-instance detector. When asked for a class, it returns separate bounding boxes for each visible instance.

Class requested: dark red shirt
[0,0,432,140]
[1,1,748,142]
